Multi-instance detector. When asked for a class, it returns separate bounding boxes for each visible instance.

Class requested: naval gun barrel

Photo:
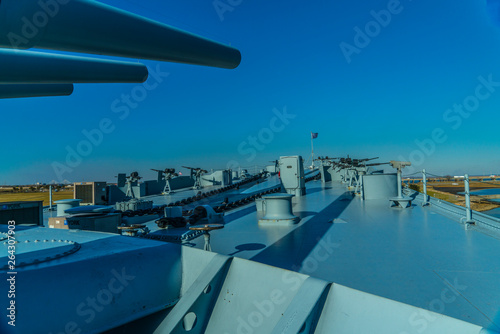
[0,49,148,84]
[0,0,241,69]
[0,84,73,98]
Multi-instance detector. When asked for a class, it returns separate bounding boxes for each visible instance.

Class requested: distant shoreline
[422,181,500,212]
[432,186,500,195]
[0,190,73,207]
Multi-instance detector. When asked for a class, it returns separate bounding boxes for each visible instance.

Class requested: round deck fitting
[54,199,82,216]
[258,193,300,225]
[189,224,224,251]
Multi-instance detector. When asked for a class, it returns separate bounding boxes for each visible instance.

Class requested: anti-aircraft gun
[330,156,380,188]
[151,168,178,195]
[182,166,208,190]
[124,171,142,199]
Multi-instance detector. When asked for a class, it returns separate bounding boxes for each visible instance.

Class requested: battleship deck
[139,179,500,331]
[4,176,500,333]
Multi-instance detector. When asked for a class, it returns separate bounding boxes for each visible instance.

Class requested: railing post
[360,173,364,200]
[397,167,402,199]
[422,169,429,206]
[464,174,473,224]
[49,185,53,211]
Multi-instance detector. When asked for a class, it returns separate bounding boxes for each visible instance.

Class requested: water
[485,207,500,219]
[458,188,500,202]
[469,188,500,218]
[471,188,500,196]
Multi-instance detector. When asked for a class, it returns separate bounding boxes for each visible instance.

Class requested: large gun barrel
[0,0,241,69]
[0,49,148,84]
[0,83,73,99]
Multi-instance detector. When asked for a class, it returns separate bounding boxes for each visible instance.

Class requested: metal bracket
[153,255,232,334]
[389,197,412,208]
[271,278,330,334]
[460,217,476,230]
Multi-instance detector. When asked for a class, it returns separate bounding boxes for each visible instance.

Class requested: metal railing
[407,188,500,236]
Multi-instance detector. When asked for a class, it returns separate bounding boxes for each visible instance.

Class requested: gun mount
[152,168,178,194]
[182,166,208,190]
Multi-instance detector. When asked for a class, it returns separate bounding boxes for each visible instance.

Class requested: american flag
[311,132,318,139]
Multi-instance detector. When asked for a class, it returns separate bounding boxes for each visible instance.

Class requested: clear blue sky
[2,0,500,184]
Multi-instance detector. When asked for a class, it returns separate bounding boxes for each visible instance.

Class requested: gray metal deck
[5,177,500,333]
[175,180,500,331]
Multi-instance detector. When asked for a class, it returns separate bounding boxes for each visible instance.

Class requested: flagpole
[310,132,314,168]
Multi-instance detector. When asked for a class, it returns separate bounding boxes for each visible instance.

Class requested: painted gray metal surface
[0,49,148,84]
[315,284,485,333]
[242,175,281,194]
[258,193,300,225]
[155,247,492,334]
[152,253,230,333]
[411,189,500,238]
[0,201,43,226]
[320,165,332,183]
[177,181,500,331]
[108,176,196,204]
[331,168,345,182]
[0,0,241,69]
[86,175,500,332]
[422,168,430,205]
[0,83,73,98]
[362,173,398,200]
[9,175,500,333]
[74,181,107,205]
[0,228,182,334]
[279,156,306,197]
[0,0,240,98]
[1,0,497,330]
[54,198,82,216]
[465,174,474,223]
[64,205,114,214]
[201,170,232,187]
